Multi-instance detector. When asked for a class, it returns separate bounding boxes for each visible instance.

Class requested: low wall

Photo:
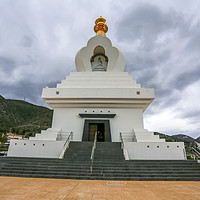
[7,140,65,158]
[124,142,186,160]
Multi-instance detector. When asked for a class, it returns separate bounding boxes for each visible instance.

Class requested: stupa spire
[94,16,108,37]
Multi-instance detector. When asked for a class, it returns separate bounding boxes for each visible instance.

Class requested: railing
[90,132,97,174]
[119,132,129,160]
[59,132,73,159]
[191,147,200,160]
[119,132,124,150]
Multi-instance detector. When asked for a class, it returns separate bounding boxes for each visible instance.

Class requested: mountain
[172,134,196,142]
[0,95,53,135]
[196,136,200,143]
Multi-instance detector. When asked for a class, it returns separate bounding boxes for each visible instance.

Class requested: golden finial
[94,16,108,37]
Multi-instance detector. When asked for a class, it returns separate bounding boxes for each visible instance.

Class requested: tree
[16,129,19,135]
[22,129,26,135]
[0,133,7,144]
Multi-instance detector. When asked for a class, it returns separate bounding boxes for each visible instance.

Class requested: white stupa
[8,16,186,160]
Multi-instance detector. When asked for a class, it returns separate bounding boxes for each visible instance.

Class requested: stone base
[7,140,65,158]
[124,142,186,160]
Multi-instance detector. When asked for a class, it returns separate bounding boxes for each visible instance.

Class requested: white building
[8,16,186,160]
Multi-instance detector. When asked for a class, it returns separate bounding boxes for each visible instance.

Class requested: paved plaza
[0,176,200,200]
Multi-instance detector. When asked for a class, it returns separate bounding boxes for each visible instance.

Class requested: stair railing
[90,132,97,174]
[59,132,73,159]
[120,132,129,160]
[119,132,124,150]
[191,147,200,160]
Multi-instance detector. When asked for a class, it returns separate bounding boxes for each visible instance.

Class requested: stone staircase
[94,142,124,161]
[0,141,200,181]
[64,141,93,161]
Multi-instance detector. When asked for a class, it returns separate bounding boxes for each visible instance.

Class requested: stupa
[8,16,186,160]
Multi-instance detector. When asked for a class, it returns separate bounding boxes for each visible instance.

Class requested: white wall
[8,140,65,158]
[124,142,186,160]
[52,108,144,142]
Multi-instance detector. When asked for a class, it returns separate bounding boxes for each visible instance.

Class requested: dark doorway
[89,123,105,142]
[82,120,111,142]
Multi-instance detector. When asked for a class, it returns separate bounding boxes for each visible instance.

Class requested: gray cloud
[170,66,200,90]
[20,35,34,48]
[117,4,180,50]
[181,109,200,120]
[1,80,58,107]
[117,3,200,100]
[0,57,16,73]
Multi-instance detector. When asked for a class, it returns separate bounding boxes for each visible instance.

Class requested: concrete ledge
[124,142,186,160]
[7,140,65,158]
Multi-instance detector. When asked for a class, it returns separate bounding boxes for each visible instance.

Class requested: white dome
[75,35,126,72]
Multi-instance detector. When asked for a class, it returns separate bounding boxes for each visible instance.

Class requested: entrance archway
[82,120,111,142]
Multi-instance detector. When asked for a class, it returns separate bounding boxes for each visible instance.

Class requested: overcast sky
[0,0,200,138]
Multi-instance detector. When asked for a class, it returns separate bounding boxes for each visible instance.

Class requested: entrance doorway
[82,120,111,142]
[89,123,105,142]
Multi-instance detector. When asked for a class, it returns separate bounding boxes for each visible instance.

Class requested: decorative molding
[79,114,116,118]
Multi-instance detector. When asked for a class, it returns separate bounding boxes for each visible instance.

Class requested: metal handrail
[119,132,129,160]
[191,147,200,160]
[119,132,124,150]
[59,132,73,159]
[90,132,97,174]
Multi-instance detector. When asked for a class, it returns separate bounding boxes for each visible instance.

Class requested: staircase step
[0,141,200,181]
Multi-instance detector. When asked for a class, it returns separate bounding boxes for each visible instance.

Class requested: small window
[33,144,35,146]
[42,144,45,146]
[100,111,102,112]
[85,111,87,113]
[136,91,140,95]
[24,143,26,145]
[108,111,110,113]
[157,146,159,148]
[15,143,17,145]
[56,91,59,95]
[93,111,95,112]
[147,146,149,148]
[167,146,169,148]
[177,146,179,148]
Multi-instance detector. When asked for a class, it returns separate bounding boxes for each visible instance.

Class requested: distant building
[6,133,24,145]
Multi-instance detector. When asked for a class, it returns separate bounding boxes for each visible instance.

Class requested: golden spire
[94,16,108,37]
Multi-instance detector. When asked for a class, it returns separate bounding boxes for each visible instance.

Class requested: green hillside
[0,95,53,136]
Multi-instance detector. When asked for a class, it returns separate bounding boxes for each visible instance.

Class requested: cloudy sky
[0,0,200,138]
